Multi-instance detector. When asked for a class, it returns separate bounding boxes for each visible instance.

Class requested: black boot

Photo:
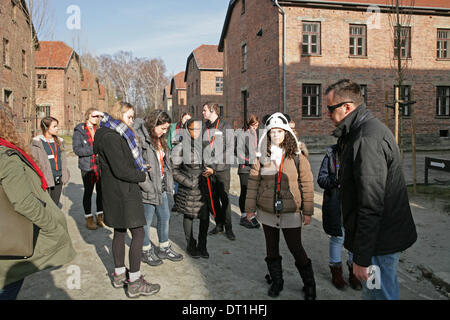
[265,256,284,298]
[186,239,200,259]
[296,259,317,300]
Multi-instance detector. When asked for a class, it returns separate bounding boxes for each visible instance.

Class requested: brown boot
[96,213,106,228]
[330,264,348,290]
[86,216,98,230]
[348,262,363,291]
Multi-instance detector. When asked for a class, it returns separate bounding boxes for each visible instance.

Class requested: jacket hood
[32,135,63,146]
[133,118,151,142]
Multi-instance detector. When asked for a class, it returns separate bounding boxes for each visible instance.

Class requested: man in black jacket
[325,79,417,300]
[202,102,236,241]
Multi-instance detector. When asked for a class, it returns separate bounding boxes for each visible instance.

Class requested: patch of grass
[407,184,450,200]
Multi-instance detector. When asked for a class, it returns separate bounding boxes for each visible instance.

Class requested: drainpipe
[273,0,286,114]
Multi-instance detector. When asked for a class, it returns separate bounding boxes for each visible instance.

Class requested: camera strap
[276,154,285,193]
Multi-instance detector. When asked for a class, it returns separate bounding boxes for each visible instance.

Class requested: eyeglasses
[327,101,353,113]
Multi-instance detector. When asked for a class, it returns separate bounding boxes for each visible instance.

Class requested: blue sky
[47,0,229,76]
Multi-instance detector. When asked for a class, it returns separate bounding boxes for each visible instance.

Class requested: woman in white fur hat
[245,112,316,300]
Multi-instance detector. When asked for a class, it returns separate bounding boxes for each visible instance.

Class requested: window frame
[349,24,367,57]
[3,38,10,67]
[241,44,247,72]
[37,74,48,90]
[437,29,450,59]
[302,84,322,118]
[394,26,411,59]
[436,86,450,117]
[216,77,224,92]
[302,21,321,56]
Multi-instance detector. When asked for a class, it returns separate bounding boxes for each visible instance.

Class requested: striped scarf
[100,113,147,172]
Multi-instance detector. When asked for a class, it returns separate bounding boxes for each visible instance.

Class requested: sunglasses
[90,115,100,118]
[327,101,353,113]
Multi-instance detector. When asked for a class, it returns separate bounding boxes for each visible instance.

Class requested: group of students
[0,80,414,300]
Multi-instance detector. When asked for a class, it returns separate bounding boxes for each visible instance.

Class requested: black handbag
[0,184,36,259]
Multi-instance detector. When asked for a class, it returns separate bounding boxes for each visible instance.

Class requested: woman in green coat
[0,105,76,300]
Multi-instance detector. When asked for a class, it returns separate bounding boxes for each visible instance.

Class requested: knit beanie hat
[255,112,301,158]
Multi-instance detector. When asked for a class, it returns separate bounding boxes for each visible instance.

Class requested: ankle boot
[347,262,363,291]
[96,213,106,228]
[265,256,284,298]
[86,216,98,230]
[296,259,317,300]
[329,263,348,290]
[186,239,200,259]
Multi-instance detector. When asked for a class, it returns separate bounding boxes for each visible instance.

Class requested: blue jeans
[143,192,170,247]
[330,227,353,264]
[174,182,179,194]
[0,279,24,300]
[362,252,401,300]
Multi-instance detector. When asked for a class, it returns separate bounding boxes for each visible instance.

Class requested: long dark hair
[266,129,298,159]
[40,116,61,147]
[145,110,171,151]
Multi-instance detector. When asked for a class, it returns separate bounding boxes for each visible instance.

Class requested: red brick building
[170,71,187,122]
[1,0,38,133]
[219,0,450,142]
[184,44,224,118]
[35,41,83,135]
[98,83,107,111]
[81,68,100,117]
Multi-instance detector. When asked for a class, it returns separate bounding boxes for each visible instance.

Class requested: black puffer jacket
[334,104,417,267]
[317,144,342,237]
[172,132,209,220]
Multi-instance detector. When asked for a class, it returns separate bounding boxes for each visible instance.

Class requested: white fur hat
[255,112,301,158]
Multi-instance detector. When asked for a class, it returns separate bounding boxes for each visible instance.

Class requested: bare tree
[387,0,417,192]
[136,58,169,113]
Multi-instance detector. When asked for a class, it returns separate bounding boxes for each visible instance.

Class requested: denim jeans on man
[143,192,170,247]
[0,279,24,300]
[330,227,353,264]
[362,252,401,300]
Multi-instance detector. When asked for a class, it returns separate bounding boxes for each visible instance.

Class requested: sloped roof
[170,72,186,95]
[35,41,76,69]
[184,44,223,81]
[218,0,450,51]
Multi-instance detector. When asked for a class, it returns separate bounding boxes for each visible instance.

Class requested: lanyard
[158,139,164,176]
[207,119,220,148]
[276,154,285,192]
[45,140,59,171]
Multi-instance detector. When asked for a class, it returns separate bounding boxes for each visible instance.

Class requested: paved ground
[16,151,450,300]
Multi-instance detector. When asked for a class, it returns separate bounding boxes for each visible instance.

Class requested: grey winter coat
[73,123,96,172]
[133,118,174,206]
[30,135,70,188]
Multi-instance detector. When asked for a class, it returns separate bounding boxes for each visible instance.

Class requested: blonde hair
[110,101,134,122]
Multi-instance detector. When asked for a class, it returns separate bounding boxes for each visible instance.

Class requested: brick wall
[222,0,450,139]
[0,0,36,134]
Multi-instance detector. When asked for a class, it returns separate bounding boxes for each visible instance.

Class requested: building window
[216,77,224,92]
[302,84,321,117]
[394,85,411,116]
[350,25,367,57]
[180,98,185,105]
[302,22,321,55]
[36,105,50,118]
[219,105,224,117]
[437,86,450,117]
[21,97,27,119]
[4,89,13,107]
[37,74,47,89]
[242,44,247,72]
[3,38,10,67]
[241,0,245,14]
[437,29,449,59]
[22,50,26,74]
[360,84,367,104]
[394,26,411,59]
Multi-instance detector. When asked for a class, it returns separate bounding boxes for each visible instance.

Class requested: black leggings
[262,224,309,267]
[81,170,103,216]
[183,216,209,249]
[238,173,249,214]
[112,227,145,273]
